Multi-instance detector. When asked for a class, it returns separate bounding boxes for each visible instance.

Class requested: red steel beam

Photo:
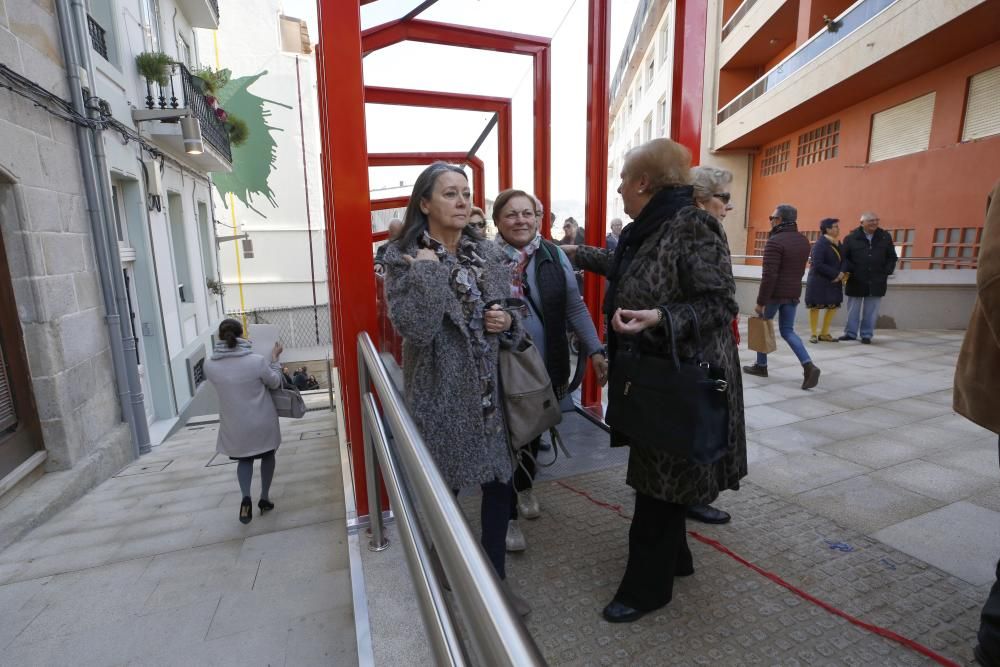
[361,19,552,237]
[316,1,379,517]
[368,152,486,209]
[670,0,707,165]
[580,0,612,417]
[366,87,512,189]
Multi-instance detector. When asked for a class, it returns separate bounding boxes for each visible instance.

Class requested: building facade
[199,1,327,313]
[0,0,232,542]
[710,0,1000,263]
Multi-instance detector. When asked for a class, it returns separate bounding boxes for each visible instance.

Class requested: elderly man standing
[839,212,898,343]
[743,204,821,390]
[606,218,623,252]
[955,180,1000,667]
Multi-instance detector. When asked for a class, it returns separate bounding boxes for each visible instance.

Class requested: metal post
[670,0,708,164]
[358,346,388,552]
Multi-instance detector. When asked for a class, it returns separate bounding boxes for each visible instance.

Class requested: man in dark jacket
[744,204,821,390]
[838,212,897,343]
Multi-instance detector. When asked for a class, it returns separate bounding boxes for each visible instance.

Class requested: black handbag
[605,304,729,464]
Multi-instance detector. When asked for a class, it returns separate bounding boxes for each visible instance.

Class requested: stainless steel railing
[357,332,546,667]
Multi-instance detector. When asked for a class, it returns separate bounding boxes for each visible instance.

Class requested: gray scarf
[211,338,253,360]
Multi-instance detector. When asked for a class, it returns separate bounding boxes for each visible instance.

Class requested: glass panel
[964,228,978,243]
[947,247,959,257]
[961,247,974,257]
[906,229,914,242]
[949,228,962,243]
[933,246,945,257]
[934,229,946,243]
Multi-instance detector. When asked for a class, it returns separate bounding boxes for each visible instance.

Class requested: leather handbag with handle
[605,304,729,464]
[494,299,562,449]
[270,378,307,419]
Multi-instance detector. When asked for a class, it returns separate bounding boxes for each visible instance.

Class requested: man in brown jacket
[955,180,1000,667]
[744,204,821,389]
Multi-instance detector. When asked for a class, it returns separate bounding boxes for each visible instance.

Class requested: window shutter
[962,66,1000,142]
[868,93,935,163]
[0,345,16,433]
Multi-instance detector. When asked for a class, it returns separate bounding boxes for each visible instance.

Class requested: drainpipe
[53,0,145,458]
[68,0,152,454]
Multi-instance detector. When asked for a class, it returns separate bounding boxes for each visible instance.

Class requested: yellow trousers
[809,308,836,336]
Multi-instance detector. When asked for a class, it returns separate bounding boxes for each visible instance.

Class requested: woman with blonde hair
[564,138,746,623]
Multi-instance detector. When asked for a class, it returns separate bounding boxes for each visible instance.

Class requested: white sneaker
[517,489,541,519]
[505,519,526,552]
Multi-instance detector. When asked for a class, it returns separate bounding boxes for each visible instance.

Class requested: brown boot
[802,362,821,390]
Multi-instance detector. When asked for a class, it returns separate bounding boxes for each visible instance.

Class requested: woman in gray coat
[204,318,284,524]
[383,162,530,615]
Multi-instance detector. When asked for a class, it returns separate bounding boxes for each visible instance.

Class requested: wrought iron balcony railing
[142,63,232,163]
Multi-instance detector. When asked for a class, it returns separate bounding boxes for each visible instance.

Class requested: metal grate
[760,140,790,176]
[797,120,840,167]
[87,15,109,60]
[178,64,232,161]
[0,343,16,433]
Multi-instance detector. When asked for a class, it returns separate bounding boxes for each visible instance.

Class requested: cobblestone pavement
[0,408,354,666]
[476,471,985,666]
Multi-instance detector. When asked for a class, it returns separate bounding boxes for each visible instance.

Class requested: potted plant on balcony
[135,51,172,86]
[225,114,249,147]
[206,277,225,296]
[192,67,231,97]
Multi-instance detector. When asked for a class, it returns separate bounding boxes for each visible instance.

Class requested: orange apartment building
[707,0,1000,267]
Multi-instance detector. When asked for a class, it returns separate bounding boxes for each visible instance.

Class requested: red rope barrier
[554,480,961,667]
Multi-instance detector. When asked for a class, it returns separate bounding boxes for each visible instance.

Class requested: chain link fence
[227,305,333,350]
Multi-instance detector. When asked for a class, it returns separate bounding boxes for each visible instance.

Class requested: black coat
[805,235,844,307]
[841,227,898,297]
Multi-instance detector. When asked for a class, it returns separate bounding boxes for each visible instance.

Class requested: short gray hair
[775,204,797,224]
[690,166,734,204]
[860,211,879,222]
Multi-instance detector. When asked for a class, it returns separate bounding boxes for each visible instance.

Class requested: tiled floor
[0,409,354,667]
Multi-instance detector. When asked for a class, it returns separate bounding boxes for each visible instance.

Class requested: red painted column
[316,0,377,517]
[581,0,611,416]
[535,49,553,238]
[670,0,708,166]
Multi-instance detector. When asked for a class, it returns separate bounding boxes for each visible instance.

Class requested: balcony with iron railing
[713,0,995,149]
[132,62,233,171]
[87,14,109,60]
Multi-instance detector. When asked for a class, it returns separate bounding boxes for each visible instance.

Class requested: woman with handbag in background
[493,188,609,553]
[383,162,531,616]
[204,318,284,525]
[563,138,747,623]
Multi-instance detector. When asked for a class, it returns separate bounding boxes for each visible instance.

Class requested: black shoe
[258,499,275,513]
[686,504,731,525]
[838,335,856,342]
[802,362,821,390]
[602,600,647,623]
[742,364,768,378]
[239,496,252,524]
[861,337,872,344]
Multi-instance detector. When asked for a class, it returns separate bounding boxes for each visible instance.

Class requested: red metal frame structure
[369,151,486,223]
[315,3,378,517]
[670,1,707,164]
[362,19,553,237]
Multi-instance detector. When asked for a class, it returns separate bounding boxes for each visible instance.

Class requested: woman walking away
[493,188,608,552]
[805,218,846,343]
[563,138,747,623]
[383,162,531,616]
[204,318,283,525]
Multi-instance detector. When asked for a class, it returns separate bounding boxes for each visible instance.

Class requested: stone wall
[0,0,132,482]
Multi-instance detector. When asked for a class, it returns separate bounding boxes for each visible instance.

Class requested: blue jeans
[756,303,811,367]
[843,296,882,339]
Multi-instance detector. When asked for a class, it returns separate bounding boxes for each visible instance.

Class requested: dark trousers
[614,493,692,611]
[978,437,1000,663]
[513,437,541,493]
[455,480,512,580]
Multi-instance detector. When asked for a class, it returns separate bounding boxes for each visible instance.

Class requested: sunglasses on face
[769,215,781,222]
[712,192,731,204]
[469,220,486,229]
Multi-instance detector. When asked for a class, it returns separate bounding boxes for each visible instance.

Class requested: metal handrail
[357,332,546,667]
[733,254,977,265]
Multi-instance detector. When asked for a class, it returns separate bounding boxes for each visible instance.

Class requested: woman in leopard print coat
[567,138,747,623]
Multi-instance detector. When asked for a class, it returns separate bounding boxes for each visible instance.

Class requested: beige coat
[204,342,283,458]
[954,180,1000,434]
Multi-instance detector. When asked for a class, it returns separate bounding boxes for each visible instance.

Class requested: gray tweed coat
[383,238,522,490]
[576,206,747,505]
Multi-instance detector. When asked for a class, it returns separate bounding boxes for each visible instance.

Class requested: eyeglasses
[768,215,781,222]
[468,220,486,229]
[712,193,731,204]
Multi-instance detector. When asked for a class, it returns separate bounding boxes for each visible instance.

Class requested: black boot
[742,364,768,378]
[802,362,821,390]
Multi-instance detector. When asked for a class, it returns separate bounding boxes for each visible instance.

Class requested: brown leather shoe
[802,362,821,390]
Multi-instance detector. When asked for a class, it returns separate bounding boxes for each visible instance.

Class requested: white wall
[199,0,327,311]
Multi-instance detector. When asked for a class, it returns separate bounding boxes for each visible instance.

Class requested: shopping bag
[747,316,777,354]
